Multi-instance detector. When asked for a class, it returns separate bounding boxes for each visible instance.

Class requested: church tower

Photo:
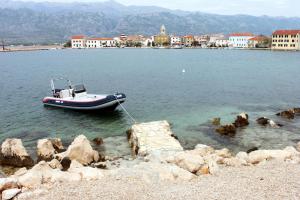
[160,25,166,35]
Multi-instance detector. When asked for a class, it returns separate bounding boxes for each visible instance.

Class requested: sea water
[0,48,300,157]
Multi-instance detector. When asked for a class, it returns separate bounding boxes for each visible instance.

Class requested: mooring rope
[114,95,137,124]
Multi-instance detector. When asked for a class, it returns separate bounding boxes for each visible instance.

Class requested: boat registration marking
[55,100,64,104]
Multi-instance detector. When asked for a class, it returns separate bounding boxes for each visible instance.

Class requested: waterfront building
[271,30,300,51]
[194,35,210,47]
[183,35,195,47]
[228,33,255,48]
[142,37,154,47]
[170,36,182,46]
[206,34,227,47]
[86,38,116,48]
[248,35,271,48]
[154,25,170,46]
[71,35,86,48]
[215,37,229,47]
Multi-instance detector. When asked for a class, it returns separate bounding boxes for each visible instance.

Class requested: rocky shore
[0,120,300,199]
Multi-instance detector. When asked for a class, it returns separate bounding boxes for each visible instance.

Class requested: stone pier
[127,120,183,156]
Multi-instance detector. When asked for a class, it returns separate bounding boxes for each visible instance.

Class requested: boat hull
[42,93,126,111]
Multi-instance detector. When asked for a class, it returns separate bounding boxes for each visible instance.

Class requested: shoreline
[1,45,300,53]
[0,45,64,53]
[0,120,300,199]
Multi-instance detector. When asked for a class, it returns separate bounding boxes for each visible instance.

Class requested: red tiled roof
[88,38,114,41]
[183,35,194,38]
[249,35,269,41]
[229,33,254,37]
[272,30,300,35]
[71,35,85,39]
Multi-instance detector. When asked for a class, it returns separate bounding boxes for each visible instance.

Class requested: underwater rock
[276,110,295,119]
[293,108,300,114]
[216,124,236,135]
[0,139,34,168]
[92,137,104,146]
[256,117,282,128]
[233,113,249,128]
[211,118,221,126]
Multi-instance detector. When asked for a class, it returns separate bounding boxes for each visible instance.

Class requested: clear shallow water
[0,49,300,156]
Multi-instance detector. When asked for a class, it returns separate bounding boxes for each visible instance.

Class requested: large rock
[127,121,183,157]
[68,160,103,181]
[129,162,195,182]
[16,161,82,188]
[256,117,282,128]
[55,135,99,165]
[167,151,205,173]
[234,113,249,128]
[0,139,34,167]
[216,124,236,135]
[194,144,215,156]
[276,110,295,119]
[37,139,55,162]
[2,188,21,200]
[37,138,64,162]
[248,147,299,164]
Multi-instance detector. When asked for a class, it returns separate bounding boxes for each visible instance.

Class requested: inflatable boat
[42,78,126,111]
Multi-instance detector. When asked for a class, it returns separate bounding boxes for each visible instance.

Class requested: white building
[170,36,182,46]
[142,37,154,47]
[86,38,116,48]
[208,34,225,46]
[229,33,255,48]
[215,37,229,47]
[71,35,86,48]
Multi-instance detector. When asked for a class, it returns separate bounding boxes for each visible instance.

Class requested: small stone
[197,164,209,175]
[61,157,71,171]
[48,159,63,170]
[92,137,104,146]
[212,118,221,126]
[247,147,259,153]
[2,188,21,200]
[92,162,107,169]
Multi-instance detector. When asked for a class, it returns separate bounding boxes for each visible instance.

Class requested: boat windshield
[73,84,86,94]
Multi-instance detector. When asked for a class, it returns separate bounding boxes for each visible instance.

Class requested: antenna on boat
[1,39,5,51]
[50,79,55,95]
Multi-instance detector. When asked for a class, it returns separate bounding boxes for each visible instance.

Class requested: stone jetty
[127,120,183,156]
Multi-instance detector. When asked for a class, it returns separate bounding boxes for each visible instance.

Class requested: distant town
[71,25,300,51]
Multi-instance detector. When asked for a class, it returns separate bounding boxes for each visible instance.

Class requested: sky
[17,0,300,17]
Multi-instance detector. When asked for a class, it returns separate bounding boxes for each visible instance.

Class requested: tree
[162,41,170,46]
[64,40,71,48]
[192,41,199,47]
[152,41,156,47]
[147,41,151,47]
